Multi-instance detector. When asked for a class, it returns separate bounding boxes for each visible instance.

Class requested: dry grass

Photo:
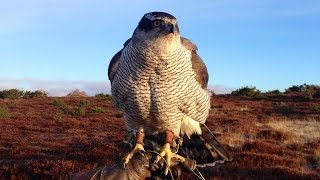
[237,106,250,112]
[222,130,256,149]
[225,132,246,148]
[266,118,320,144]
[2,95,320,179]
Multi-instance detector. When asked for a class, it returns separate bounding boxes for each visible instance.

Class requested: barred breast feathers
[109,37,210,135]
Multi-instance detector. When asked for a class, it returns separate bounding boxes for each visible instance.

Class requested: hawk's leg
[154,129,186,175]
[123,126,145,166]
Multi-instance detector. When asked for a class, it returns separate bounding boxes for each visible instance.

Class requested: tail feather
[200,124,232,161]
[180,124,232,167]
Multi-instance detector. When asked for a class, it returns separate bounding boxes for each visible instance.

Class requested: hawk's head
[132,12,180,42]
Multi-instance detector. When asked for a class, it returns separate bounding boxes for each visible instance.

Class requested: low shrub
[231,86,263,98]
[314,105,320,112]
[274,102,294,115]
[0,107,11,119]
[23,90,48,99]
[285,84,320,101]
[266,89,283,95]
[66,89,88,97]
[52,99,73,114]
[302,88,314,101]
[53,99,66,107]
[92,107,106,113]
[0,89,48,99]
[72,107,86,116]
[285,85,306,93]
[95,93,112,100]
[54,110,63,123]
[0,89,24,99]
[79,99,89,107]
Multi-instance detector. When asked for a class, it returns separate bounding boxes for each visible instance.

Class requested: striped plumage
[109,13,210,137]
[108,12,231,174]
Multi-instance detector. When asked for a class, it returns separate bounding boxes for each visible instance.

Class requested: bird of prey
[108,12,228,175]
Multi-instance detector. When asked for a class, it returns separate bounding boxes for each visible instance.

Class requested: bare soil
[0,94,319,179]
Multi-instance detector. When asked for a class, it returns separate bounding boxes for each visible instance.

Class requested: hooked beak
[165,23,174,34]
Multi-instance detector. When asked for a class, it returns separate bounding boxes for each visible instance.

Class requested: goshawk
[108,12,227,174]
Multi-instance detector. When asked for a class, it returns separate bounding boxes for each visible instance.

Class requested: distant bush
[52,99,72,114]
[285,84,320,94]
[315,89,320,98]
[95,93,112,100]
[285,85,306,93]
[72,107,86,116]
[66,89,88,97]
[22,91,32,99]
[304,84,320,99]
[314,105,320,112]
[0,89,48,99]
[207,90,216,96]
[53,99,66,107]
[0,107,11,119]
[53,99,89,116]
[265,89,283,97]
[274,102,294,115]
[302,88,314,101]
[0,89,24,99]
[54,110,63,123]
[231,86,263,98]
[71,100,90,116]
[266,89,282,95]
[23,90,48,99]
[79,99,89,107]
[285,84,320,101]
[92,106,106,113]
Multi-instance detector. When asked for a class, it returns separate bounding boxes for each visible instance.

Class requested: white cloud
[0,77,110,96]
[208,84,234,94]
[0,77,233,96]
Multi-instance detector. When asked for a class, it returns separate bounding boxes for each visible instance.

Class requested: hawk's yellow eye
[153,20,161,27]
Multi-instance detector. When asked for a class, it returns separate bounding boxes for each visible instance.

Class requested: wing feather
[108,39,131,84]
[181,37,209,89]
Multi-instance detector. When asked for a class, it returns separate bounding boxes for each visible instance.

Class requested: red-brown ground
[0,95,319,179]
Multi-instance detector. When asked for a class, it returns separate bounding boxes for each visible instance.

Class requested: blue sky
[0,0,319,96]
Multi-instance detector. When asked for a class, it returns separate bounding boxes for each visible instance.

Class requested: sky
[0,0,319,96]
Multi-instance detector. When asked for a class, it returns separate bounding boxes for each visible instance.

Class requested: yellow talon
[123,143,145,167]
[155,143,185,175]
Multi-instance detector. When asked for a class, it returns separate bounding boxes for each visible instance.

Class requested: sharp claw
[164,162,170,175]
[164,150,172,175]
[123,158,129,168]
[164,168,169,175]
[123,143,145,168]
[154,143,186,175]
[154,155,161,164]
[123,155,131,168]
[139,150,145,156]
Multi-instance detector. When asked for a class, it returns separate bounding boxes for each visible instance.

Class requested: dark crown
[136,12,177,32]
[144,12,176,20]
